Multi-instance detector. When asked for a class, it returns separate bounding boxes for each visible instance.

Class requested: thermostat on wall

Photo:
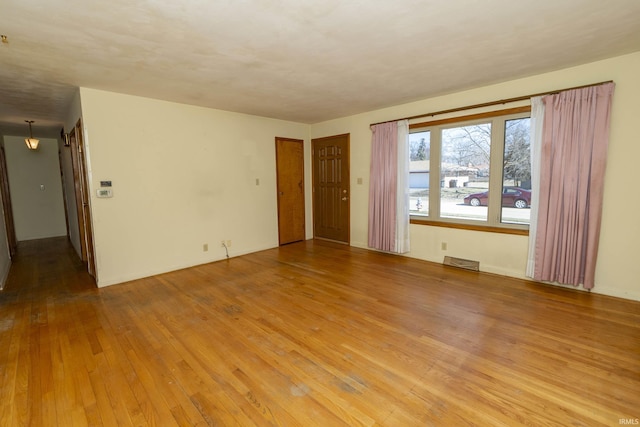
[97,188,113,198]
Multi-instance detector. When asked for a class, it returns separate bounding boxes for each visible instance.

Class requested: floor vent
[443,256,480,272]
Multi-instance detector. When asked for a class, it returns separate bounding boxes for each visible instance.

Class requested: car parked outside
[463,187,531,209]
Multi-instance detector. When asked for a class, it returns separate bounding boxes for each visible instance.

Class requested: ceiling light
[25,120,40,150]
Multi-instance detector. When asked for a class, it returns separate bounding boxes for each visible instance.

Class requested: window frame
[409,106,531,235]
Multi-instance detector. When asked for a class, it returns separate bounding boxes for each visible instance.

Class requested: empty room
[1,1,639,426]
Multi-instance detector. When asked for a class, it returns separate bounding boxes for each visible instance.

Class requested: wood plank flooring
[1,237,639,426]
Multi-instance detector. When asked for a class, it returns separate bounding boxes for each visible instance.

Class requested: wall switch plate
[96,189,113,198]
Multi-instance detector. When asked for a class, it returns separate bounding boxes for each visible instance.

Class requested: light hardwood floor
[1,237,639,426]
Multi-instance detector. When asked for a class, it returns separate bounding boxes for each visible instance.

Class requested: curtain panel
[368,120,410,253]
[526,97,545,277]
[532,83,615,289]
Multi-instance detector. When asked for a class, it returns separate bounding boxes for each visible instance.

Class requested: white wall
[76,53,640,300]
[3,136,67,241]
[79,88,311,287]
[310,52,640,302]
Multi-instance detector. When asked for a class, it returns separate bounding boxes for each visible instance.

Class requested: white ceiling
[1,0,640,138]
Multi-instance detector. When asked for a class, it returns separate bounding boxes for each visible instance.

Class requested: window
[441,122,491,221]
[409,108,531,231]
[409,131,430,215]
[502,118,531,225]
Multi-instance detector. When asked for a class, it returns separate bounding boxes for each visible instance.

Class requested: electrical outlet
[441,242,448,251]
[203,243,208,252]
[226,240,232,248]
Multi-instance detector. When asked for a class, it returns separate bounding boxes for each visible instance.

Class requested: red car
[463,187,531,209]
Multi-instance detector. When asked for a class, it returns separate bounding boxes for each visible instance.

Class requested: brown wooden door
[0,146,17,257]
[70,119,96,279]
[76,120,96,278]
[312,134,350,243]
[276,137,305,245]
[69,127,86,262]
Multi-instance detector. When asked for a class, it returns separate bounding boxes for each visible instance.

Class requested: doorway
[312,134,350,244]
[275,137,305,245]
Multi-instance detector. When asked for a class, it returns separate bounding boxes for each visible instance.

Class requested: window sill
[410,217,529,236]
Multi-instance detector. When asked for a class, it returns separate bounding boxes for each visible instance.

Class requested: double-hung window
[409,108,531,232]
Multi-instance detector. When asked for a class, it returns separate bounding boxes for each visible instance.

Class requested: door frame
[69,126,86,262]
[311,133,350,244]
[0,146,17,257]
[58,145,70,238]
[70,118,96,279]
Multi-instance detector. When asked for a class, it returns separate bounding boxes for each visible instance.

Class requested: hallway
[2,237,95,296]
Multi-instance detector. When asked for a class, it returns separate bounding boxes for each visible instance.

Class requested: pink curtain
[368,122,398,251]
[533,83,614,289]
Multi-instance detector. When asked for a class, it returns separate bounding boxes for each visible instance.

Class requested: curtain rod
[370,80,614,127]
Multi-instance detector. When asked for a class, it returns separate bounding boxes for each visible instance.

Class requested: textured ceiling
[1,0,640,138]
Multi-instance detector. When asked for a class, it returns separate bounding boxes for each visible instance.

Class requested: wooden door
[76,120,96,278]
[0,146,17,257]
[69,127,86,261]
[70,119,96,279]
[312,134,350,243]
[276,138,305,245]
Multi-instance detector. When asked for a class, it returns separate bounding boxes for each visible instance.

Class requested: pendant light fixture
[25,120,39,150]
